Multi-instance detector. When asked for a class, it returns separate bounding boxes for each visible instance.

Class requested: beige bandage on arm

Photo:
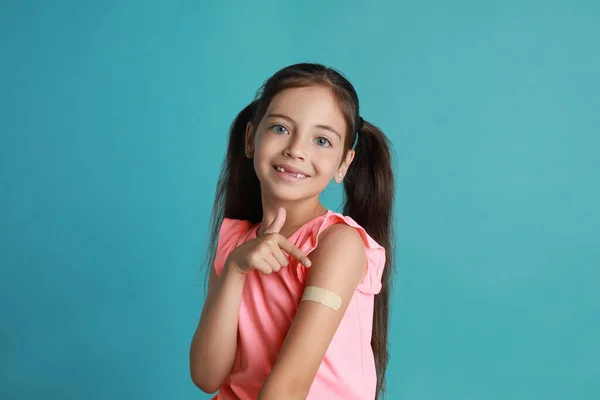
[301,286,342,311]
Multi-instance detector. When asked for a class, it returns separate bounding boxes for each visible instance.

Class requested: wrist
[224,259,247,280]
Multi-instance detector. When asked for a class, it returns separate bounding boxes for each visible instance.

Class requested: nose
[283,136,307,160]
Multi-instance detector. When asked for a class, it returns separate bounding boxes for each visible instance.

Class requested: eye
[270,124,289,135]
[315,137,332,147]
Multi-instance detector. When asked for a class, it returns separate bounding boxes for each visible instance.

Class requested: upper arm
[258,223,367,399]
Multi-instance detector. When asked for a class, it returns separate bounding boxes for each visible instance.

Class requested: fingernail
[303,259,311,267]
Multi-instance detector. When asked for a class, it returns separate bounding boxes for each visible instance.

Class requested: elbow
[190,366,223,394]
[190,346,227,394]
[190,343,233,394]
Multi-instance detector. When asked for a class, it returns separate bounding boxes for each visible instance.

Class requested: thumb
[263,207,286,235]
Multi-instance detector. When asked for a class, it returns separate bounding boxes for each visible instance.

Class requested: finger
[264,254,282,272]
[251,259,273,275]
[263,207,286,235]
[278,237,311,267]
[271,246,290,268]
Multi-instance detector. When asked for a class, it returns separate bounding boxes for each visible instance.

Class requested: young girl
[190,63,395,400]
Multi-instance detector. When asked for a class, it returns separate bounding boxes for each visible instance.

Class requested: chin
[264,185,307,202]
[268,183,328,204]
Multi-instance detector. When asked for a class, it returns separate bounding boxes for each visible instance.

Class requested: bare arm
[257,224,367,400]
[190,261,246,393]
[190,208,310,394]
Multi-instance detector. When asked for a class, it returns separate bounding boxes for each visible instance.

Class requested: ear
[335,149,355,183]
[245,122,255,158]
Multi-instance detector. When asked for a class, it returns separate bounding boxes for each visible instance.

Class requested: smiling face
[246,86,355,203]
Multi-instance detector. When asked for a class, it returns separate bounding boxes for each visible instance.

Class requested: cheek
[252,139,277,173]
[314,156,340,178]
[254,144,271,166]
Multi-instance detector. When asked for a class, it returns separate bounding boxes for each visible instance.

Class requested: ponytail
[203,63,396,398]
[343,119,395,399]
[204,101,263,290]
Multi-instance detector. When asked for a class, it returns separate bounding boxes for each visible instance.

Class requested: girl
[190,63,395,400]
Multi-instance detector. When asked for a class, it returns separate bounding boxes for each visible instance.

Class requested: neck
[259,197,327,238]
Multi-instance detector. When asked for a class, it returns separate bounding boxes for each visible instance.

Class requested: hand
[226,207,312,275]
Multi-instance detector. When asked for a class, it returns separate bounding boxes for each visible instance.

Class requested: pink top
[212,210,386,400]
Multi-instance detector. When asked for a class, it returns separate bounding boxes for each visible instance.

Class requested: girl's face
[246,86,355,203]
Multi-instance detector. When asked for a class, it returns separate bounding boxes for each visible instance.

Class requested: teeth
[275,166,306,178]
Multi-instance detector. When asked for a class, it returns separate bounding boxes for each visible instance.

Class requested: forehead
[266,86,347,133]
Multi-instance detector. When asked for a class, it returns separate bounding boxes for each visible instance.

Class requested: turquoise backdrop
[1,1,598,399]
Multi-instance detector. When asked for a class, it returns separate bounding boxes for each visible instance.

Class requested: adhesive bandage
[301,286,342,311]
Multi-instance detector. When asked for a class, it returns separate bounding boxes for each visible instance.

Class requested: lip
[273,164,311,177]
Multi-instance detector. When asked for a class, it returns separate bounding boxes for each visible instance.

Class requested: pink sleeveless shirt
[212,210,386,400]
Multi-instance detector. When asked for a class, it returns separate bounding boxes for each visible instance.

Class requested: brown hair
[205,63,395,398]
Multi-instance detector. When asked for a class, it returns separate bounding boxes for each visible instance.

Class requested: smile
[273,165,310,181]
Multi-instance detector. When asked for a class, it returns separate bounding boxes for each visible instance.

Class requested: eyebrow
[265,113,342,140]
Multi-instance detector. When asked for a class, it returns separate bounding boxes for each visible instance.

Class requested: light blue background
[1,1,598,399]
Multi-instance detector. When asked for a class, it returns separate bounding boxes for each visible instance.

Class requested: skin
[190,86,368,399]
[247,85,354,235]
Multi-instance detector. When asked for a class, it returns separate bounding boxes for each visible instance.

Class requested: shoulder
[316,222,366,258]
[214,218,254,276]
[306,222,367,284]
[217,218,254,253]
[296,211,386,294]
